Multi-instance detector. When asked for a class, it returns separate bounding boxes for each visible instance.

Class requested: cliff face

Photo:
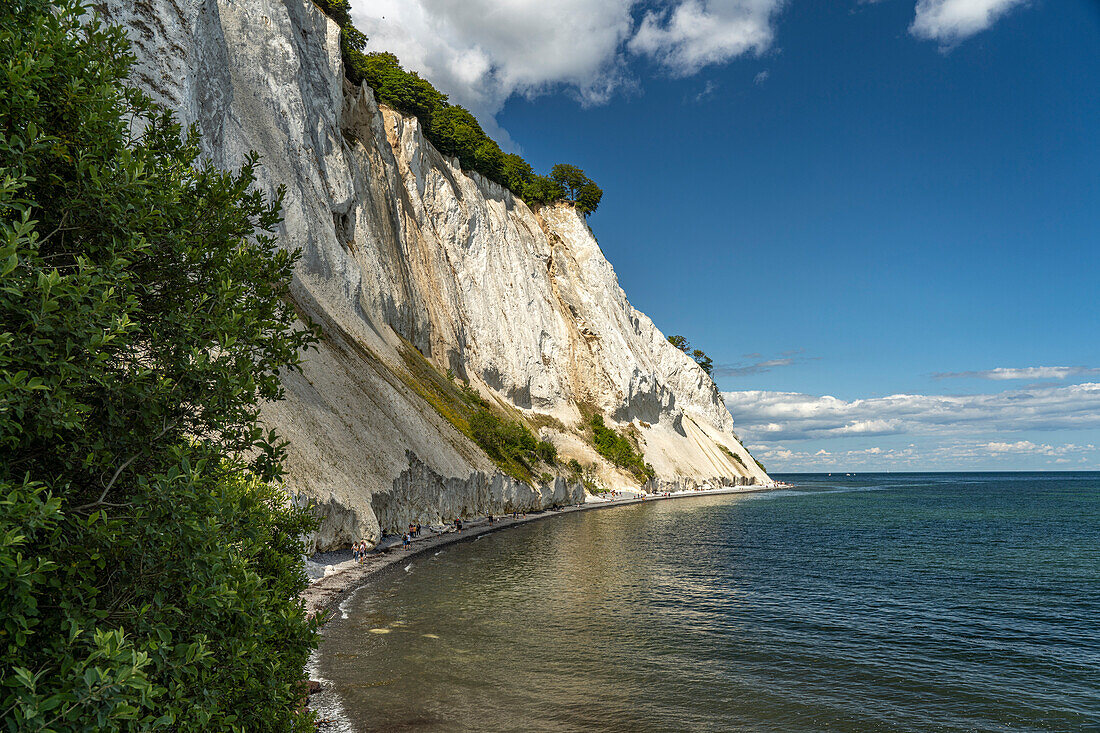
[102,0,770,550]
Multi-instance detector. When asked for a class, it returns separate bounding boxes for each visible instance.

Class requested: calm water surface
[313,473,1100,732]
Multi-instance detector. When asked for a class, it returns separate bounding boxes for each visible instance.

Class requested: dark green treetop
[576,181,604,216]
[668,335,691,351]
[551,164,603,216]
[668,335,714,377]
[691,349,714,377]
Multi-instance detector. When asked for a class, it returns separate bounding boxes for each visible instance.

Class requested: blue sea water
[314,473,1100,732]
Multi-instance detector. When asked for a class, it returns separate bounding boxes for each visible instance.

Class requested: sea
[310,472,1100,732]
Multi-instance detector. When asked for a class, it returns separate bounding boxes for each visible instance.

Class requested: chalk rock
[101,0,770,550]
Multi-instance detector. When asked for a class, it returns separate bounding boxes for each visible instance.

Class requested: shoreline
[300,483,787,621]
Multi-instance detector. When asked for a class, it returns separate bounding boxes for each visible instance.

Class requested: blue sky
[350,0,1100,471]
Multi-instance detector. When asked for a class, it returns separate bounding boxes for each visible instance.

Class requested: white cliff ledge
[102,0,770,550]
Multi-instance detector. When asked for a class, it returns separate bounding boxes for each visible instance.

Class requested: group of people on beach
[401,523,421,549]
[352,540,369,564]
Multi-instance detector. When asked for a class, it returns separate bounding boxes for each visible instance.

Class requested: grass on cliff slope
[588,415,655,485]
[397,342,556,483]
[719,444,746,468]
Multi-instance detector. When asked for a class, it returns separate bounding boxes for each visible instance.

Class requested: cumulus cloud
[722,382,1100,442]
[933,366,1100,381]
[910,0,1027,45]
[629,0,785,76]
[749,439,1097,471]
[751,443,919,469]
[350,0,637,141]
[984,440,1095,455]
[349,0,786,136]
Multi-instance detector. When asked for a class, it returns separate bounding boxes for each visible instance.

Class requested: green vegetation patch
[565,458,606,494]
[312,0,602,215]
[719,444,746,468]
[588,415,655,485]
[397,344,555,483]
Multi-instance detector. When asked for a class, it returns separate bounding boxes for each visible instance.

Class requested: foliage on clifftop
[668,334,714,377]
[312,0,602,215]
[0,1,319,728]
[589,415,656,485]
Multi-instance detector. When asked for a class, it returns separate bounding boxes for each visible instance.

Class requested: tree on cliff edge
[668,335,714,377]
[1,1,319,729]
[551,164,603,216]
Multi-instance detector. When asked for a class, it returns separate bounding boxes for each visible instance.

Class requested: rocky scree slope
[101,0,771,551]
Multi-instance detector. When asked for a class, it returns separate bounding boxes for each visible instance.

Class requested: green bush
[535,440,558,465]
[1,1,319,729]
[469,408,536,462]
[588,415,655,484]
[467,406,561,480]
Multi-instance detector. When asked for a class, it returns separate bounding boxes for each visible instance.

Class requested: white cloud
[933,366,1100,381]
[749,439,1097,472]
[723,382,1100,441]
[910,0,1027,45]
[630,0,785,76]
[754,69,770,85]
[350,0,637,143]
[983,440,1095,456]
[350,0,786,138]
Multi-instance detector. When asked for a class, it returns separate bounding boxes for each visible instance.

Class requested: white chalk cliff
[102,0,771,550]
